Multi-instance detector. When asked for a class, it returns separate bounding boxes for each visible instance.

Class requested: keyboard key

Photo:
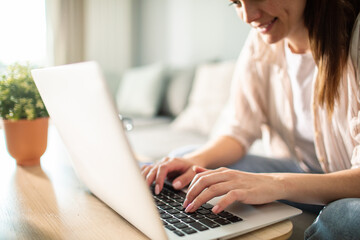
[227,216,243,223]
[206,213,219,219]
[159,205,172,210]
[162,220,168,225]
[182,217,195,223]
[174,206,184,211]
[162,189,171,195]
[166,209,179,214]
[202,203,214,209]
[155,199,165,206]
[182,227,197,234]
[191,214,205,220]
[184,211,195,216]
[174,213,187,219]
[169,202,182,207]
[173,195,183,200]
[158,195,168,201]
[213,218,231,225]
[173,230,185,236]
[165,225,176,231]
[174,222,188,229]
[169,188,186,198]
[199,219,220,228]
[218,211,234,218]
[164,198,175,204]
[189,222,209,231]
[197,209,211,215]
[167,218,180,224]
[160,213,172,219]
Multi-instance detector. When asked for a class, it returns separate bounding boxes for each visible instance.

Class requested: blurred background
[0,0,250,92]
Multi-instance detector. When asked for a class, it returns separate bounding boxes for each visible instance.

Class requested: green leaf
[0,63,49,121]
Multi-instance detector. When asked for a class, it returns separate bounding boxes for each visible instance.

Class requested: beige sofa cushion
[162,68,195,117]
[116,63,166,117]
[171,61,235,136]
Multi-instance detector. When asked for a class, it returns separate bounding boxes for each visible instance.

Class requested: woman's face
[231,0,307,45]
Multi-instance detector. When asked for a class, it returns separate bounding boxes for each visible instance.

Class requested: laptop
[32,61,301,240]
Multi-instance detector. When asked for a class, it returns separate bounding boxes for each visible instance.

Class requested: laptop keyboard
[151,183,243,237]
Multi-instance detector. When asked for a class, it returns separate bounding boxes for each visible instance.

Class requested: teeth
[261,23,271,29]
[259,18,276,30]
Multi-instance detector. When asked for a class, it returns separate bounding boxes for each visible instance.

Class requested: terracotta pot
[3,117,49,166]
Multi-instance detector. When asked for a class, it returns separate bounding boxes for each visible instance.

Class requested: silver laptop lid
[32,61,168,240]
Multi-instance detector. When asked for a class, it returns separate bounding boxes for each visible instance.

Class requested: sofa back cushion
[161,68,195,117]
[171,61,235,136]
[116,63,166,118]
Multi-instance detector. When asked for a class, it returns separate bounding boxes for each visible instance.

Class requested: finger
[155,162,172,194]
[188,167,228,190]
[141,165,152,177]
[141,164,148,171]
[212,190,244,214]
[144,157,170,187]
[184,182,231,213]
[193,165,207,174]
[154,158,191,194]
[145,166,159,187]
[185,171,231,208]
[171,168,196,190]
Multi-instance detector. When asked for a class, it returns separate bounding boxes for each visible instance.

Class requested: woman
[142,0,360,238]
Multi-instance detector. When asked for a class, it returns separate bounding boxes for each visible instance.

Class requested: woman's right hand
[141,157,198,195]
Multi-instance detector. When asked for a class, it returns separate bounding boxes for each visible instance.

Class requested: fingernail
[155,184,160,195]
[212,205,220,214]
[173,181,181,189]
[185,203,194,213]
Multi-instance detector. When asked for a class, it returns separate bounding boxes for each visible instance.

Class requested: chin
[260,34,283,45]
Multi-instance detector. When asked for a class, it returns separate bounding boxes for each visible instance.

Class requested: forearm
[278,168,360,205]
[184,135,246,169]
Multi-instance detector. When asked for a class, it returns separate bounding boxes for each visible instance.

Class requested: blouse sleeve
[220,30,268,152]
[350,116,360,169]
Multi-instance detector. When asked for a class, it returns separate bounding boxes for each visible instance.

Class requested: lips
[255,17,278,33]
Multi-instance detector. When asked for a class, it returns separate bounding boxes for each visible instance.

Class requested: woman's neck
[286,25,311,54]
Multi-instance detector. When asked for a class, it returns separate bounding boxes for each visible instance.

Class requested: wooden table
[0,126,293,240]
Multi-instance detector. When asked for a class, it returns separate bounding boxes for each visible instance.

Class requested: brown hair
[304,0,360,114]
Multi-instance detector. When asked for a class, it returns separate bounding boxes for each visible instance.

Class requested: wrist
[183,154,208,168]
[269,173,289,200]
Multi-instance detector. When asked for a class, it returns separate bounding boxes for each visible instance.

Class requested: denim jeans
[169,146,360,239]
[304,198,360,240]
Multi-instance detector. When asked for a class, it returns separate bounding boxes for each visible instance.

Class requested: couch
[114,61,224,159]
[115,61,319,239]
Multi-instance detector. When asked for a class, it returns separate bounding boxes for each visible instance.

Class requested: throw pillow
[161,68,195,117]
[116,63,166,118]
[171,61,235,136]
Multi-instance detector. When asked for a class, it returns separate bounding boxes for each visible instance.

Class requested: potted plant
[0,63,49,166]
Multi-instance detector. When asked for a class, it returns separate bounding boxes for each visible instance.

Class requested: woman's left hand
[183,166,286,214]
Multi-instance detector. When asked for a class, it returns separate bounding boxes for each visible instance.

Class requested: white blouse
[284,44,321,172]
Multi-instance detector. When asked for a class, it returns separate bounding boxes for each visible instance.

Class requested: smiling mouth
[256,17,278,33]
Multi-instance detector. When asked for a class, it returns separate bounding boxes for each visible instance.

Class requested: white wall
[137,0,250,67]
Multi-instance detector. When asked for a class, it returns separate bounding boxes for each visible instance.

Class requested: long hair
[304,0,360,115]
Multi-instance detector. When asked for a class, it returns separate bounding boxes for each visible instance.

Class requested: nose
[236,2,261,24]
